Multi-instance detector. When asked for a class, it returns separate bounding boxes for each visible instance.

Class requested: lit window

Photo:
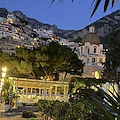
[95,71,99,79]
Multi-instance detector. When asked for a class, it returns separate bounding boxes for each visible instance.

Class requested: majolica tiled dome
[82,26,100,45]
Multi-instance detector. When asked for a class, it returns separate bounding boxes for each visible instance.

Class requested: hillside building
[7,13,16,24]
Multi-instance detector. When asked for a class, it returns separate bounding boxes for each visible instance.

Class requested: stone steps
[0,103,5,118]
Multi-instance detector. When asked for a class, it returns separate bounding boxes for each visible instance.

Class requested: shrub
[22,111,36,118]
[22,103,26,107]
[29,117,36,120]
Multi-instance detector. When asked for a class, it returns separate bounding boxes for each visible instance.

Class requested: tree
[103,30,120,87]
[51,0,118,18]
[68,77,120,120]
[0,42,84,80]
[1,78,18,107]
[82,86,120,120]
[2,78,11,104]
[37,99,96,120]
[90,0,118,18]
[15,47,37,78]
[35,41,84,80]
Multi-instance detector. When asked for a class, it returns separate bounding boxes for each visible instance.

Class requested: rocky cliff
[1,8,120,45]
[67,10,120,45]
[11,10,75,39]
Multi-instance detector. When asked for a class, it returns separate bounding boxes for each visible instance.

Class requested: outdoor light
[2,72,6,78]
[2,67,7,72]
[34,38,37,41]
[1,82,3,86]
[0,67,7,90]
[1,79,4,82]
[106,49,108,51]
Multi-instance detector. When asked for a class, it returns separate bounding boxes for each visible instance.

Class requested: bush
[22,111,36,118]
[22,103,26,107]
[29,117,36,120]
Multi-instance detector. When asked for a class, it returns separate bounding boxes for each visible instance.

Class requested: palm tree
[51,0,118,18]
[91,0,118,17]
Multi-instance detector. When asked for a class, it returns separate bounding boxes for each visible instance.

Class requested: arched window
[81,47,83,54]
[93,47,97,53]
[99,58,103,63]
[95,71,99,79]
[87,59,89,63]
[88,49,89,54]
[92,28,94,32]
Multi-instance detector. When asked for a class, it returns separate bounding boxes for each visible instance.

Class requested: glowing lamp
[1,79,4,82]
[2,73,6,78]
[1,82,3,86]
[2,67,7,72]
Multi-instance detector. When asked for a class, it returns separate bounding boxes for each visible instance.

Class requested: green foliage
[2,78,19,106]
[35,42,84,80]
[69,76,120,120]
[68,77,107,101]
[0,41,84,80]
[103,30,120,85]
[37,99,95,120]
[37,100,69,120]
[84,86,120,120]
[68,101,95,120]
[1,78,11,104]
[29,118,36,120]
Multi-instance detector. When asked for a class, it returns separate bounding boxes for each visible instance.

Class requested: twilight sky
[0,0,120,30]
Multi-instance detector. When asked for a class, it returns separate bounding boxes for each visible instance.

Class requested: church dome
[82,26,100,45]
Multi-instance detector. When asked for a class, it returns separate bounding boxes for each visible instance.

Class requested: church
[78,26,106,79]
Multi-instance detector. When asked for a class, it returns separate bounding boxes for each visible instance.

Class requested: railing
[17,92,69,103]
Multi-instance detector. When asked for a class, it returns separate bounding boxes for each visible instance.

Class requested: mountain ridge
[0,7,120,45]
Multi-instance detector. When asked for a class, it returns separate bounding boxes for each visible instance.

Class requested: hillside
[1,8,120,45]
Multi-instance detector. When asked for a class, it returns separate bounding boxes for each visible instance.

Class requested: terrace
[8,77,69,104]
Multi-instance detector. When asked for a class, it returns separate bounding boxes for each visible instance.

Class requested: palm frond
[50,0,55,6]
[91,0,96,8]
[91,0,101,18]
[112,0,115,8]
[90,0,118,18]
[104,0,110,12]
[71,0,74,3]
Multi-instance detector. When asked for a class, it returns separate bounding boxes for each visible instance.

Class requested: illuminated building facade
[78,26,106,79]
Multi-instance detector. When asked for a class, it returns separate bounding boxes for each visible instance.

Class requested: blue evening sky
[0,0,120,30]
